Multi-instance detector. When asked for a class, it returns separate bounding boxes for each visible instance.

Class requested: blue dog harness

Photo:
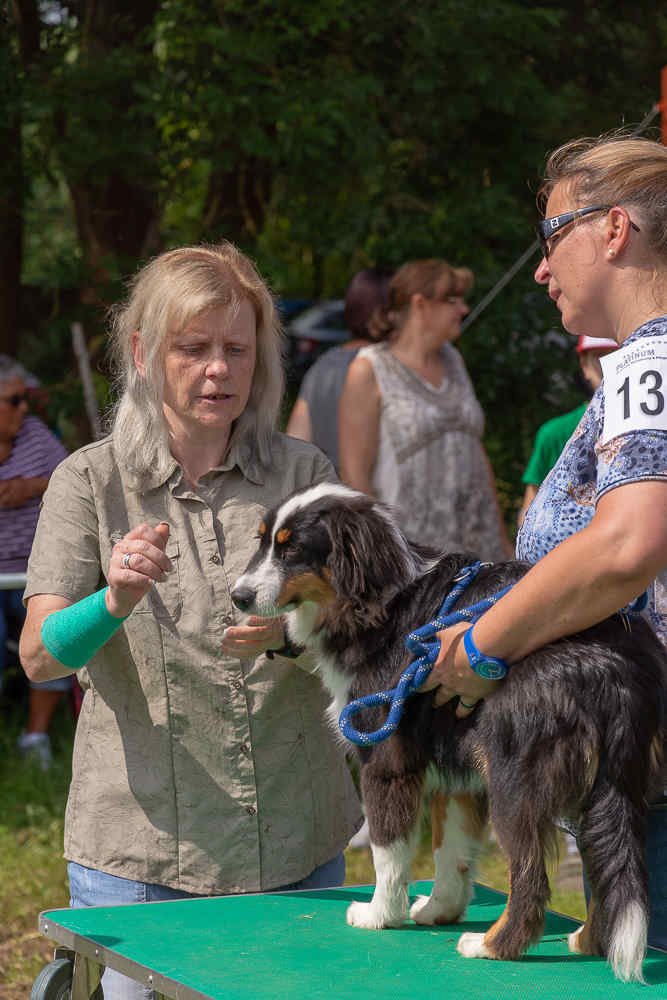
[338,562,513,746]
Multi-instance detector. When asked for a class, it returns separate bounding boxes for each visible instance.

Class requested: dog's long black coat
[355,554,663,944]
[232,485,666,980]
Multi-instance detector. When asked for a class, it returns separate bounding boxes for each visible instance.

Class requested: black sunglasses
[0,393,28,408]
[536,205,641,259]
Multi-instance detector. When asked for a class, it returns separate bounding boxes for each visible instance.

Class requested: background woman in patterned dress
[338,258,512,559]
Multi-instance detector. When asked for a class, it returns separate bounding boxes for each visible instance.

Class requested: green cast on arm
[40,587,129,670]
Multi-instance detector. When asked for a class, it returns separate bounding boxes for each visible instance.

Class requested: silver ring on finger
[121,552,132,570]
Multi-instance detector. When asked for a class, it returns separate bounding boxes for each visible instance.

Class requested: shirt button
[232,679,243,691]
[210,552,220,564]
[239,743,249,755]
[246,805,256,816]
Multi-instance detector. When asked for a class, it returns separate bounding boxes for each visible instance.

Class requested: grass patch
[0,670,74,999]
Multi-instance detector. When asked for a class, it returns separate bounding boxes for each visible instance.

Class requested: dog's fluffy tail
[607,901,647,983]
[579,777,649,982]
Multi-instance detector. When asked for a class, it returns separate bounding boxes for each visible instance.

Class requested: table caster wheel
[31,957,103,1000]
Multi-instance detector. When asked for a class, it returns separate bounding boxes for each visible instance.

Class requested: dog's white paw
[346,901,402,929]
[457,932,492,958]
[568,925,586,954]
[410,894,467,926]
[409,894,434,923]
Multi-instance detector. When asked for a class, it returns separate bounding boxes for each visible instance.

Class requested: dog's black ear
[325,504,404,605]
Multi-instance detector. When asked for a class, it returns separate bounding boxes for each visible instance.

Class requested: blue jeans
[581,802,667,953]
[68,853,346,1000]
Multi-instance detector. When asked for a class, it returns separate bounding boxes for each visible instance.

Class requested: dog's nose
[231,585,255,612]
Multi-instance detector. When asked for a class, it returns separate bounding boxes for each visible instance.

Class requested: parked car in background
[281,299,348,386]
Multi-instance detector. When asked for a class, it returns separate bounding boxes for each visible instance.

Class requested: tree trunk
[0,9,29,355]
[0,110,23,356]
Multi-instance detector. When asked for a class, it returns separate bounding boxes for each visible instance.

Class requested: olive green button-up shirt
[25,432,362,895]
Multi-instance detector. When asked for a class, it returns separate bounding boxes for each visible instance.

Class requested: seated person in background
[19,243,362,1000]
[517,334,617,527]
[0,355,70,769]
[286,268,392,472]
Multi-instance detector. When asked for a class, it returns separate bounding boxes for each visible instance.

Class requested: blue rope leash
[338,562,514,747]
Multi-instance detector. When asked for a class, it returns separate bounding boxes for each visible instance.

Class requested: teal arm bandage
[40,587,129,670]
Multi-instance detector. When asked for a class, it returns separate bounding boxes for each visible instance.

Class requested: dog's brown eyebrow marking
[258,522,267,536]
[276,528,291,544]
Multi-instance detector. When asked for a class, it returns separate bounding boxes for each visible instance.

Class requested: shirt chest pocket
[132,541,182,621]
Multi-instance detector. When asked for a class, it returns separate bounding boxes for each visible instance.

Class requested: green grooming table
[35,881,667,999]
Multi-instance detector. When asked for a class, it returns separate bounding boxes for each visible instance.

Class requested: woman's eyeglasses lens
[536,205,610,259]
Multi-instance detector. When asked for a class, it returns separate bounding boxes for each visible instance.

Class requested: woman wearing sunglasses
[0,356,69,767]
[418,133,667,954]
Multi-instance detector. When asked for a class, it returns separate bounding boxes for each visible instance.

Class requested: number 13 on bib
[601,337,667,444]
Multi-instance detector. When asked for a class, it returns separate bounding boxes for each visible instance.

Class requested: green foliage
[21,175,82,290]
[461,282,583,528]
[5,0,667,507]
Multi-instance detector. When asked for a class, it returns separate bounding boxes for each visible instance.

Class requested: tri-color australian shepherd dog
[232,484,666,982]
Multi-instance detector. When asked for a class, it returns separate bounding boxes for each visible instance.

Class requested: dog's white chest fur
[318,654,352,737]
[286,607,351,739]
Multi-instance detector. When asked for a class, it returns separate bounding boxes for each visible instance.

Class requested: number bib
[600,337,667,443]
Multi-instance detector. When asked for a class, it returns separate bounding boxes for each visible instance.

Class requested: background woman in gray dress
[339,258,512,559]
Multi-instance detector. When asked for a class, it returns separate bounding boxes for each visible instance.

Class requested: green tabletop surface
[40,881,667,1000]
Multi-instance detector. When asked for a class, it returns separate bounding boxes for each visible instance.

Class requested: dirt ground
[1,932,54,1000]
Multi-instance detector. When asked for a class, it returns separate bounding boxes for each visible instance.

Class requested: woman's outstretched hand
[221,616,287,657]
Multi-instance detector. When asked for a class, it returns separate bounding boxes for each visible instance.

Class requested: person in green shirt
[517,335,617,527]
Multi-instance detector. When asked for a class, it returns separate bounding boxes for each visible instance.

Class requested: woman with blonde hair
[419,134,667,959]
[339,258,511,558]
[109,243,285,486]
[20,243,362,1000]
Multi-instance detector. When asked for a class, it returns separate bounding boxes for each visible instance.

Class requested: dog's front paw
[410,893,468,926]
[457,932,492,958]
[346,900,403,930]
